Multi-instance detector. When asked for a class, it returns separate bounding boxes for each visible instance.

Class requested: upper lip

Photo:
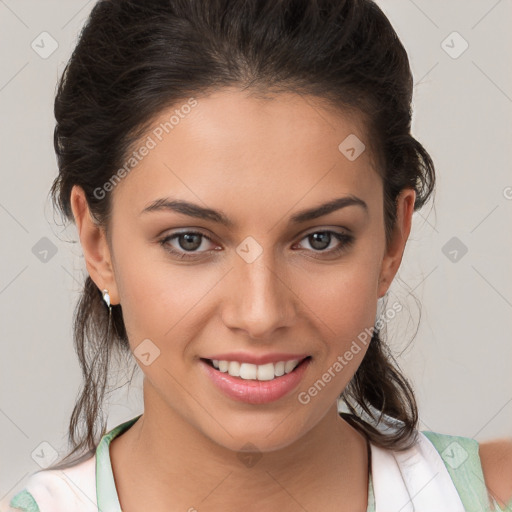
[202,352,310,365]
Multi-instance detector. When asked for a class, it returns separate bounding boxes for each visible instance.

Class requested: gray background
[1,0,511,499]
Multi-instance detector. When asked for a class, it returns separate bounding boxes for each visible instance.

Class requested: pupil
[180,233,201,250]
[310,232,330,250]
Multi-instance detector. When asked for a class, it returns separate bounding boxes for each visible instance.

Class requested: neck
[110,383,370,511]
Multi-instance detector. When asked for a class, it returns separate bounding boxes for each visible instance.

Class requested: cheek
[299,268,379,400]
[307,255,380,330]
[113,241,219,354]
[298,247,381,383]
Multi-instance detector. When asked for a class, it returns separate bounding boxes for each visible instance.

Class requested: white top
[2,414,476,512]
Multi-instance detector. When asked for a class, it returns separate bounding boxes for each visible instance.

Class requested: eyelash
[158,230,355,260]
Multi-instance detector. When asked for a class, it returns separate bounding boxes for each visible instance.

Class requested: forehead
[111,88,381,224]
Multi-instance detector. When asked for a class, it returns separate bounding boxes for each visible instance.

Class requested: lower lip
[199,357,311,405]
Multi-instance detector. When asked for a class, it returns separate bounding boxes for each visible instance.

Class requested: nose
[221,251,297,340]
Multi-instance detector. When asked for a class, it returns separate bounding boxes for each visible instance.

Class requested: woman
[3,0,511,510]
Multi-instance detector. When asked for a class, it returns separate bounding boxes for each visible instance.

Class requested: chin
[195,409,314,455]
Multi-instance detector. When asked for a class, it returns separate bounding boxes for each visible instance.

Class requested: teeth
[210,358,303,380]
[240,362,258,380]
[284,360,298,373]
[228,361,240,377]
[274,361,285,376]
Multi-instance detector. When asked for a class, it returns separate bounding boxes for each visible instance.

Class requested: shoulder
[0,454,97,512]
[418,429,503,509]
[479,437,512,508]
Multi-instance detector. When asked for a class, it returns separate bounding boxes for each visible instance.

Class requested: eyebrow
[140,195,368,228]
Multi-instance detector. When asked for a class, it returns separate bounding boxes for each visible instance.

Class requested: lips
[199,356,312,404]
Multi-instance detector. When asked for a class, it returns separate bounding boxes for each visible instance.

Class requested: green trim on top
[13,419,512,512]
[496,500,512,512]
[96,414,143,512]
[421,430,505,512]
[367,472,375,512]
[9,488,40,512]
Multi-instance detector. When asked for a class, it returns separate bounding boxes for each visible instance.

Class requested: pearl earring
[102,289,111,309]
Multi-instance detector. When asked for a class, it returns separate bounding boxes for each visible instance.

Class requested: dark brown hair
[49,0,434,467]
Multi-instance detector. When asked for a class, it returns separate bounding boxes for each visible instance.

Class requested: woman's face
[72,88,414,452]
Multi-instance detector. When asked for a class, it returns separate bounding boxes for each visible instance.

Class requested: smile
[204,357,309,381]
[199,356,312,404]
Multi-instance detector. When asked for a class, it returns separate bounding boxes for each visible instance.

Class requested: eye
[159,231,219,260]
[159,229,354,261]
[294,230,354,258]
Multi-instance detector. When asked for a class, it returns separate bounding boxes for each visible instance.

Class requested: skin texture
[480,439,512,508]
[70,88,416,511]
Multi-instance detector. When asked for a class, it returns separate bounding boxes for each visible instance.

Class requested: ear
[70,185,119,305]
[377,188,416,299]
